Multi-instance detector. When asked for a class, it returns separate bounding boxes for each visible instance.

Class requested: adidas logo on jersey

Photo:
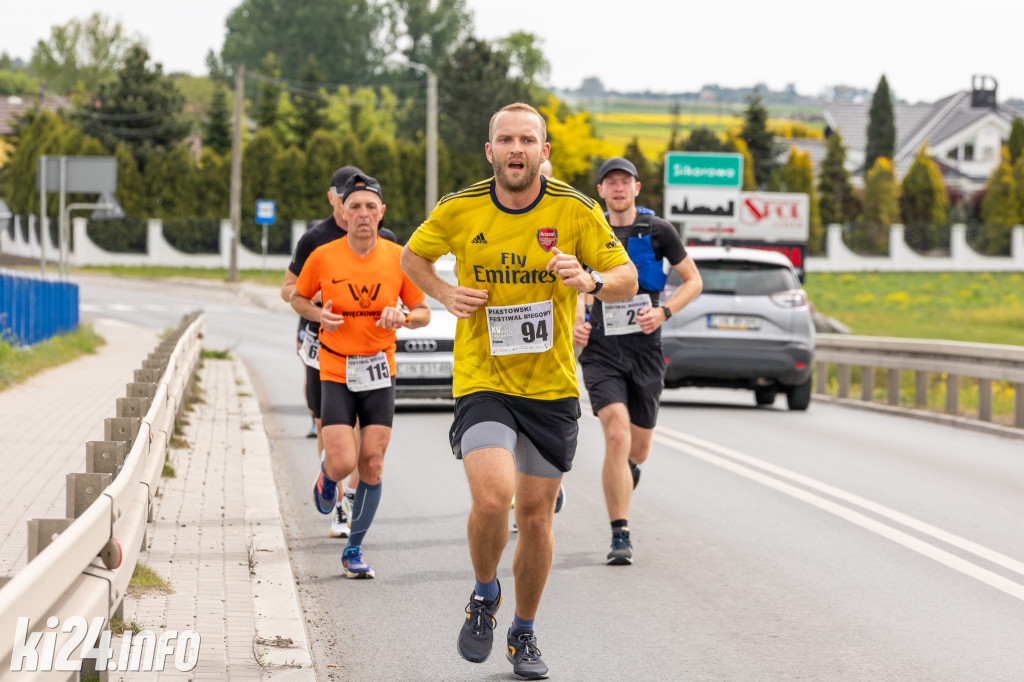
[471,233,487,244]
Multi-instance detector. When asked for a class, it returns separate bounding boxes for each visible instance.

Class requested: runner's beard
[493,157,539,193]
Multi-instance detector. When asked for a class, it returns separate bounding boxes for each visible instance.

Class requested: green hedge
[86,218,147,253]
[163,218,219,254]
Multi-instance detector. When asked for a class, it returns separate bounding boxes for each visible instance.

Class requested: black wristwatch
[587,271,604,295]
[661,305,673,320]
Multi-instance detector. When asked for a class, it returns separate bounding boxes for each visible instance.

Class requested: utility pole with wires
[229,64,244,282]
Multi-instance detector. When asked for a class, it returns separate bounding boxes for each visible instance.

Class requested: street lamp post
[402,60,438,218]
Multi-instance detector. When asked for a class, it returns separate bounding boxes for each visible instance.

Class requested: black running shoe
[606,529,633,565]
[506,627,549,680]
[457,580,501,663]
[629,460,642,489]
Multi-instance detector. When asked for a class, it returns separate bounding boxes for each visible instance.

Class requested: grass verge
[0,325,105,392]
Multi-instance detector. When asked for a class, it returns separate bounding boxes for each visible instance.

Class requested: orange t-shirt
[295,237,425,384]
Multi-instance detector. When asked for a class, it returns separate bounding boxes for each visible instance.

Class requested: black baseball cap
[329,166,364,196]
[340,172,385,204]
[597,157,639,183]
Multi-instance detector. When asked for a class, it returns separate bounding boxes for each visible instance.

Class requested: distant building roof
[823,81,1024,189]
[0,94,69,136]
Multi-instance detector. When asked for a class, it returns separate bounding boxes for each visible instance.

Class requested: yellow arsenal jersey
[407,176,630,400]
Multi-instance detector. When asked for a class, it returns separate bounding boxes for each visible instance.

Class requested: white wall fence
[2,215,1024,272]
[806,223,1024,272]
[0,215,308,271]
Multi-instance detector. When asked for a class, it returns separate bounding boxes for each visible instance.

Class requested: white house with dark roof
[823,76,1024,192]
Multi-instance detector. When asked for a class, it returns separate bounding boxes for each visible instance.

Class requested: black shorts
[449,391,581,474]
[305,363,322,419]
[579,335,665,429]
[320,378,396,428]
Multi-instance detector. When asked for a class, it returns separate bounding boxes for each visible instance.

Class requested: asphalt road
[78,274,1024,681]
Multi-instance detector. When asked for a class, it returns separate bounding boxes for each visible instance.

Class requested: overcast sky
[5,0,1023,103]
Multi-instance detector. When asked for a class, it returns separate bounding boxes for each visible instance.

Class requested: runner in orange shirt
[292,173,429,579]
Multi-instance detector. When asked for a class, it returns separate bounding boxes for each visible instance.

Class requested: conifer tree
[739,88,776,188]
[776,146,823,253]
[622,137,658,211]
[858,157,899,254]
[291,54,328,145]
[1013,152,1024,223]
[979,147,1019,254]
[203,85,232,156]
[1009,117,1024,165]
[818,131,860,226]
[865,75,896,172]
[900,143,948,250]
[255,53,282,131]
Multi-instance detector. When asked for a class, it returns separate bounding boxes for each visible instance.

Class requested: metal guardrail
[814,334,1024,430]
[0,270,79,346]
[0,311,205,679]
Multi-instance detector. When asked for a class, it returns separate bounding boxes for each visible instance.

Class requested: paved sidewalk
[0,318,314,680]
[0,318,158,574]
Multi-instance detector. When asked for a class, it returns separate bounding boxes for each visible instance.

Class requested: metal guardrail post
[67,472,112,519]
[838,365,851,398]
[860,366,874,401]
[87,440,128,478]
[104,416,141,449]
[116,396,149,419]
[126,381,156,405]
[1016,383,1024,428]
[887,369,900,406]
[945,375,960,415]
[27,519,73,560]
[978,379,993,422]
[915,372,928,407]
[134,368,160,383]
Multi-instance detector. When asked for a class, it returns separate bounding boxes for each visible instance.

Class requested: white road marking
[651,425,1024,601]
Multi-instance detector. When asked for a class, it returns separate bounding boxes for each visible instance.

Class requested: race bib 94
[486,300,553,355]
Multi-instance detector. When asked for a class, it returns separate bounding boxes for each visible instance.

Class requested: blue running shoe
[458,580,501,662]
[313,460,337,515]
[506,627,549,679]
[342,546,375,579]
[554,485,565,513]
[606,529,633,565]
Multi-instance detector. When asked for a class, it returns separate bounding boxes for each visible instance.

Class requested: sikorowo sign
[664,152,743,189]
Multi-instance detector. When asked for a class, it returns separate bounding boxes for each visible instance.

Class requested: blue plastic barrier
[0,270,79,346]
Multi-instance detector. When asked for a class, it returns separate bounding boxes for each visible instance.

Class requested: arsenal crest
[537,228,558,251]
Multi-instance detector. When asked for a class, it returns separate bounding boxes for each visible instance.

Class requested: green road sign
[665,152,743,188]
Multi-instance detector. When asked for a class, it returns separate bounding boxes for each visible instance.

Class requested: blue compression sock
[346,480,382,548]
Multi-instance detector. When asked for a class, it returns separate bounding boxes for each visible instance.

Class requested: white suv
[660,246,814,410]
[395,256,457,400]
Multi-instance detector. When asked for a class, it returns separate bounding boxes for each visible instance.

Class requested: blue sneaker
[458,580,501,662]
[312,460,337,515]
[342,546,375,579]
[554,485,565,513]
[607,529,633,565]
[506,626,549,679]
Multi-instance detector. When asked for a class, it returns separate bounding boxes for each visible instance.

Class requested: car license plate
[707,314,761,330]
[401,361,452,378]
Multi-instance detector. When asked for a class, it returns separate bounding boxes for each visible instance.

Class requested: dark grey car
[660,246,814,410]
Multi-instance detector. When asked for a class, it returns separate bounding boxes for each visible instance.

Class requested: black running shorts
[449,391,581,473]
[320,378,396,428]
[305,363,322,419]
[579,336,665,429]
